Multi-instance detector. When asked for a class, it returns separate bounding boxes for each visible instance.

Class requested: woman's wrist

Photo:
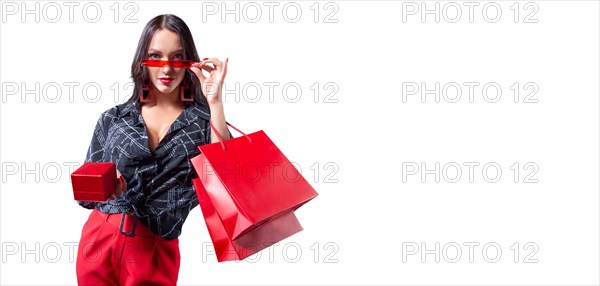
[207,99,230,142]
[208,100,223,110]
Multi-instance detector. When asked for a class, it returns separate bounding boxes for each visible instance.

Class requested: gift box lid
[72,162,115,177]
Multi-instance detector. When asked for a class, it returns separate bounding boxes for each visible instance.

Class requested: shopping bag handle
[209,120,253,151]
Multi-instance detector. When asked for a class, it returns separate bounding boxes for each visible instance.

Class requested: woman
[75,14,232,285]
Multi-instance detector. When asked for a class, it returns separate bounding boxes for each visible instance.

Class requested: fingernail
[203,58,208,60]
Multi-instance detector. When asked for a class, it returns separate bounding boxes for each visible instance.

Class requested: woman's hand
[189,57,229,105]
[109,169,127,201]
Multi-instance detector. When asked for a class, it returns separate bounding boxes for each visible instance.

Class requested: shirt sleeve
[76,112,111,210]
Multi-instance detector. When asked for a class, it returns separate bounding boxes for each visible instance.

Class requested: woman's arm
[76,107,125,209]
[76,112,109,209]
[208,101,231,143]
[190,57,232,143]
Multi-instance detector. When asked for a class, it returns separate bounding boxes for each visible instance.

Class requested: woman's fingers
[111,171,127,201]
[189,66,206,83]
[189,63,216,86]
[192,62,216,74]
[200,58,222,69]
[222,57,228,77]
[119,176,126,194]
[116,176,126,196]
[189,58,228,98]
[198,58,224,74]
[200,64,215,73]
[109,178,118,201]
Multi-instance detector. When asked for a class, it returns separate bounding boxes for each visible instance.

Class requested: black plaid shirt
[76,99,231,240]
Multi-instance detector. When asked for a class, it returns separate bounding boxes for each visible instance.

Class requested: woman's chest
[142,107,183,153]
[104,117,205,164]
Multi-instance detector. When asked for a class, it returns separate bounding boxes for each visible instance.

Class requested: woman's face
[146,29,186,95]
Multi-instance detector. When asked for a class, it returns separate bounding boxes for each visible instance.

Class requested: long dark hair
[127,14,206,105]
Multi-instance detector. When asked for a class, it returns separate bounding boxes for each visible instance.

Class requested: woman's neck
[147,86,185,109]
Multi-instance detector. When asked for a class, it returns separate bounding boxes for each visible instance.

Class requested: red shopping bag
[192,177,304,262]
[191,121,318,261]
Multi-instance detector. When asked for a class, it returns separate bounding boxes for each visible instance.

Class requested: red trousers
[76,209,180,286]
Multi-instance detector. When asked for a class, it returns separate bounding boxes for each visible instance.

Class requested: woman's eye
[147,53,183,60]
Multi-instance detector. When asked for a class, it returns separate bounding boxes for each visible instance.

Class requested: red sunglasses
[141,59,195,68]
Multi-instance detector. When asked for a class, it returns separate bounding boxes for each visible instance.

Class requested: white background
[1,1,599,285]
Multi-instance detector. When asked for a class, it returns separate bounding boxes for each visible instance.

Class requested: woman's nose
[162,64,171,73]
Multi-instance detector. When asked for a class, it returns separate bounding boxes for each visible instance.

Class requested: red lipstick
[158,77,174,85]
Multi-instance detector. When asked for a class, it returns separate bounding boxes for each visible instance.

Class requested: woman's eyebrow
[147,48,184,54]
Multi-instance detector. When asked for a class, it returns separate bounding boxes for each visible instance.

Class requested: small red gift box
[71,162,116,202]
